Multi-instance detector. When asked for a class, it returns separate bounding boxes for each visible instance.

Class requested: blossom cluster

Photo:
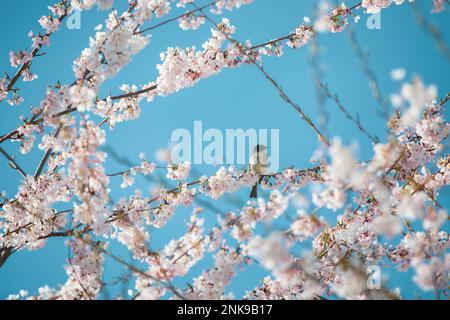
[2,0,71,105]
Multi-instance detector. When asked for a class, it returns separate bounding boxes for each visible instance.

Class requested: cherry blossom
[1,1,71,105]
[71,0,114,11]
[183,245,244,300]
[431,0,446,13]
[166,161,191,180]
[362,0,406,14]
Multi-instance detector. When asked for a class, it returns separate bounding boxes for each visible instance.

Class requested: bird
[249,144,270,199]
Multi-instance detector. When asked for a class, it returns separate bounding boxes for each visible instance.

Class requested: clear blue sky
[0,0,448,299]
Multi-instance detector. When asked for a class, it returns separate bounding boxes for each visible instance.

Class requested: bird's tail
[250,183,258,199]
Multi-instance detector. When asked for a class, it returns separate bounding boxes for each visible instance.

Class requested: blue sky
[0,0,449,299]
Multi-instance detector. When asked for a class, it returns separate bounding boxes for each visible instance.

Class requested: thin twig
[319,81,379,143]
[34,126,62,179]
[136,0,220,35]
[0,146,27,178]
[411,2,450,61]
[347,28,389,119]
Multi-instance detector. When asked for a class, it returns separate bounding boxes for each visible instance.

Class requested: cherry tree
[0,0,449,300]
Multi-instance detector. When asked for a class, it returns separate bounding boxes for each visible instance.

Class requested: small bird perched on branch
[250,144,270,199]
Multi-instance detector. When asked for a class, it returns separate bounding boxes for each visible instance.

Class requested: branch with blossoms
[0,0,449,301]
[0,1,405,148]
[1,1,71,105]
